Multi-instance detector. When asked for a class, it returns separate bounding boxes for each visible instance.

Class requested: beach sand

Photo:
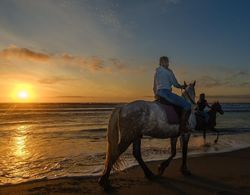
[1,147,250,195]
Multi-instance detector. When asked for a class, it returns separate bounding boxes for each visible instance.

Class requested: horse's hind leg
[99,143,117,190]
[133,138,154,179]
[180,133,191,175]
[158,137,177,176]
[99,139,132,189]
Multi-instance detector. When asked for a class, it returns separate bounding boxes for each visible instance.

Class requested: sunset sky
[0,0,250,103]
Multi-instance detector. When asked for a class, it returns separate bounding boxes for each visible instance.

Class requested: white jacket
[153,66,181,95]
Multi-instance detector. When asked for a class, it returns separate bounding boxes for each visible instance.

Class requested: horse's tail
[105,107,122,170]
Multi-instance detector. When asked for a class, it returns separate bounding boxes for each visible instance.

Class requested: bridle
[182,86,196,105]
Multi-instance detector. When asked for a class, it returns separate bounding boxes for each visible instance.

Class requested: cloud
[198,70,250,88]
[109,58,125,70]
[240,82,250,87]
[52,95,96,99]
[235,71,248,76]
[38,76,78,84]
[198,75,222,87]
[206,94,250,103]
[207,94,250,99]
[86,56,104,71]
[225,71,249,80]
[0,46,50,61]
[61,54,112,72]
[0,46,127,73]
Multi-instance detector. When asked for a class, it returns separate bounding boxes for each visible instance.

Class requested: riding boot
[179,110,191,133]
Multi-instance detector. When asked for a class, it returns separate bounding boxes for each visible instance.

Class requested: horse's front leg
[158,137,177,176]
[203,128,207,144]
[213,128,219,143]
[133,138,155,179]
[180,132,191,176]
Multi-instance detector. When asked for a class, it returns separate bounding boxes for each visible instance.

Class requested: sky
[0,0,250,103]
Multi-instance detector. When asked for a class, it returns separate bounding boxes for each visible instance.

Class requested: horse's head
[211,101,224,115]
[182,81,196,105]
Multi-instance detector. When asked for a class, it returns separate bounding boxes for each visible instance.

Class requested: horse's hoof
[145,172,156,180]
[98,177,112,191]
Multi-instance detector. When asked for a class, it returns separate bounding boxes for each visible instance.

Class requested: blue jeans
[157,89,191,111]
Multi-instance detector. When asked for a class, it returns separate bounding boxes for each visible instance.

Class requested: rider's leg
[157,89,191,133]
[169,95,191,133]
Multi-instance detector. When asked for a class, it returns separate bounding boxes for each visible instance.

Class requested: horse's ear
[193,80,196,86]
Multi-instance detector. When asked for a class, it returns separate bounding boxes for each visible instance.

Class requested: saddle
[155,96,182,124]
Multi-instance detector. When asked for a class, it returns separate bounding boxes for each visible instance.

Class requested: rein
[182,88,196,105]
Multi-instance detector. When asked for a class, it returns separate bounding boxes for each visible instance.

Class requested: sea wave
[221,103,250,112]
[1,133,250,186]
[193,127,250,135]
[0,108,114,113]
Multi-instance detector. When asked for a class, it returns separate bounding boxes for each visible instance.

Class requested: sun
[10,83,36,102]
[18,91,29,100]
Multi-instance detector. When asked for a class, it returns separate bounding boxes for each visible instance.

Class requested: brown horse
[195,101,224,143]
[99,81,196,190]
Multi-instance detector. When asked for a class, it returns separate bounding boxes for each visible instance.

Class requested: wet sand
[1,147,250,195]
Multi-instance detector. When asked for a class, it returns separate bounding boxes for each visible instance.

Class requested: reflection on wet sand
[13,125,29,158]
[0,125,33,184]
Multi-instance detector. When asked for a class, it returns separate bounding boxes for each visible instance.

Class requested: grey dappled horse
[99,81,196,189]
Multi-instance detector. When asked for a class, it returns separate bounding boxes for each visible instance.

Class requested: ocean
[0,102,250,185]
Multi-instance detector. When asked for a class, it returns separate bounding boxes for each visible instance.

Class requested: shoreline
[1,147,250,194]
[1,143,250,187]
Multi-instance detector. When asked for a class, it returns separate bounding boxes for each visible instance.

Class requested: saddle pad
[161,104,180,124]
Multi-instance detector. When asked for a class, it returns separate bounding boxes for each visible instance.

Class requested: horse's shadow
[152,174,244,195]
[102,173,247,194]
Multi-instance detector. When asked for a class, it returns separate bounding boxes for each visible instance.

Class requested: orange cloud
[197,71,250,88]
[109,58,125,70]
[0,46,139,74]
[85,56,104,71]
[0,46,50,61]
[61,54,106,71]
[38,76,78,84]
[60,53,128,73]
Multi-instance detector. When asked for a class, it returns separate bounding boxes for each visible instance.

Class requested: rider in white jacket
[153,56,191,133]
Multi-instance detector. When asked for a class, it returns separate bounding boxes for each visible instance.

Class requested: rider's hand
[181,85,186,89]
[182,82,188,89]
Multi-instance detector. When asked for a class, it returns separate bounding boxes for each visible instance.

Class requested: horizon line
[0,101,250,104]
